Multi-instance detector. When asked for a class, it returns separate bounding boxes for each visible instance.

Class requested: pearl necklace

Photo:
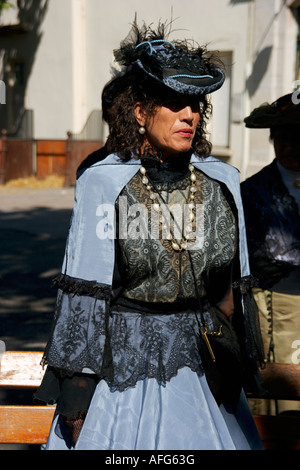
[139,163,197,251]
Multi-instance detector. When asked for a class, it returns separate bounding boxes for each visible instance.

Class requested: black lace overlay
[41,287,207,391]
[116,169,237,304]
[42,289,109,376]
[102,307,205,391]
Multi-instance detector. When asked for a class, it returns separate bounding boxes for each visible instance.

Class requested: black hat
[102,20,225,114]
[244,93,300,129]
[129,39,225,96]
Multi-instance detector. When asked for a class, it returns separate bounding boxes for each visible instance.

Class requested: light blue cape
[62,153,250,287]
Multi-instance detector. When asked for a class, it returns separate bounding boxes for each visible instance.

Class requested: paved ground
[0,186,75,449]
[0,187,75,352]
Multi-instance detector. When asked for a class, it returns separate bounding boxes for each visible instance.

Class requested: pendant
[200,325,223,363]
[200,326,216,362]
[171,241,181,251]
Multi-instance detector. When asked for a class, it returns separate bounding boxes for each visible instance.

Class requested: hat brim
[244,102,300,128]
[133,59,225,96]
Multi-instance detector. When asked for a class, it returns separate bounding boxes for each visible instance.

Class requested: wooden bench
[0,351,55,445]
[0,351,299,449]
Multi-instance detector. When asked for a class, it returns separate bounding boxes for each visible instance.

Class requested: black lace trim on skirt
[36,274,265,418]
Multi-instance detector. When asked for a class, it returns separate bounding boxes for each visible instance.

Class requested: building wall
[25,0,74,139]
[244,0,299,179]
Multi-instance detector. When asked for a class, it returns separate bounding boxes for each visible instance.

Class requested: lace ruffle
[232,275,265,366]
[232,275,258,295]
[42,289,205,392]
[52,274,112,300]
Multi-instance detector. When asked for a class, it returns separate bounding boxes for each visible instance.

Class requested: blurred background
[0,0,299,348]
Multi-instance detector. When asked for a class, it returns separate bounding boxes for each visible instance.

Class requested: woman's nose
[180,106,193,122]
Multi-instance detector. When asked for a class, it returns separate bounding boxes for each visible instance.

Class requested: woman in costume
[35,21,265,450]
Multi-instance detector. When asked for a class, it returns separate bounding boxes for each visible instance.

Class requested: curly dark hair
[102,20,222,161]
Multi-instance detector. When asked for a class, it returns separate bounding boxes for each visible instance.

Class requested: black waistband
[112,296,201,314]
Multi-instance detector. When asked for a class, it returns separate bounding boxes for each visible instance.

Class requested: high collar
[141,151,191,185]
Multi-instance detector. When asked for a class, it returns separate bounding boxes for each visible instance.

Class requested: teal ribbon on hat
[135,40,214,80]
[168,73,214,80]
[135,39,176,55]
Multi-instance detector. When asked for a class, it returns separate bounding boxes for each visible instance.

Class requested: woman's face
[135,93,201,159]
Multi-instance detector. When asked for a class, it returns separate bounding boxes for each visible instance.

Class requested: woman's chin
[161,144,193,158]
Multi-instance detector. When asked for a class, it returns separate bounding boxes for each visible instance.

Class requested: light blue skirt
[45,367,263,450]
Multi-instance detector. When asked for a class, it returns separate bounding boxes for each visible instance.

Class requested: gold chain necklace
[139,163,197,251]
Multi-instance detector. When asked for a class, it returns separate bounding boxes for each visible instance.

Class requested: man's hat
[244,93,300,129]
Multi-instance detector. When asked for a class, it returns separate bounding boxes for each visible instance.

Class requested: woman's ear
[134,102,146,127]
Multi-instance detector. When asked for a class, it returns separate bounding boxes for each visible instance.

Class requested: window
[208,51,232,152]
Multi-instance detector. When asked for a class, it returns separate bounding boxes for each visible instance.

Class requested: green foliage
[0,1,14,13]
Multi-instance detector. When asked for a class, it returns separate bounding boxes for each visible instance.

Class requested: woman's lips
[177,129,193,137]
